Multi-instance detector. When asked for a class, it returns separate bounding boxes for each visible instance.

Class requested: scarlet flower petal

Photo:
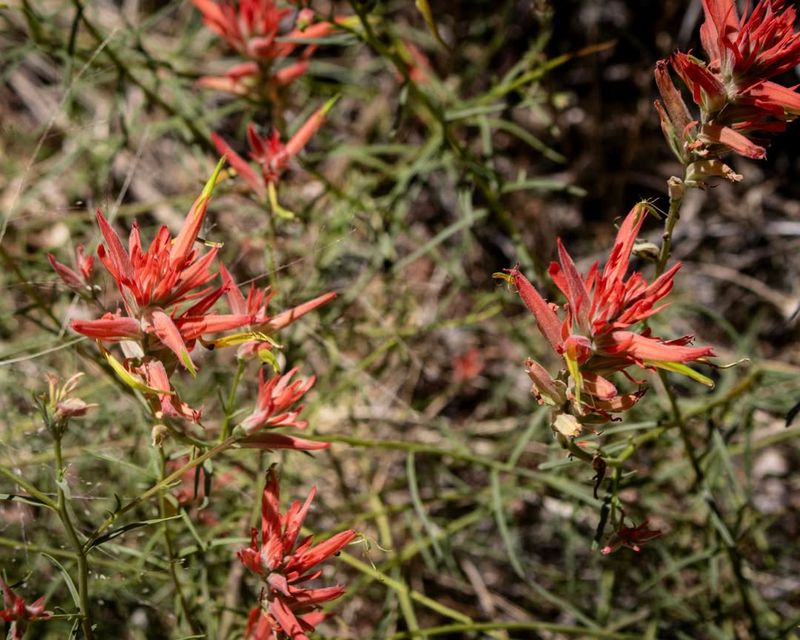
[700,122,766,159]
[239,467,354,639]
[553,238,590,331]
[605,331,715,363]
[71,315,141,341]
[239,433,330,451]
[269,596,309,640]
[212,132,266,199]
[95,209,135,284]
[508,267,563,352]
[147,309,197,375]
[266,291,336,331]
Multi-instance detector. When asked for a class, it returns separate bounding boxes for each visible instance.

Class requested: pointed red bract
[220,265,335,360]
[48,244,94,292]
[239,467,356,639]
[601,518,663,555]
[212,103,333,198]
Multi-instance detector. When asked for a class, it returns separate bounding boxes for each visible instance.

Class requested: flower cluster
[192,0,340,101]
[240,466,356,640]
[655,0,800,181]
[236,368,331,452]
[506,203,714,437]
[52,162,334,426]
[212,99,335,213]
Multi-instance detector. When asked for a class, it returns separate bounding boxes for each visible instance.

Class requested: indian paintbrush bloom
[68,161,253,376]
[239,466,356,639]
[655,0,800,173]
[235,367,329,451]
[192,0,338,99]
[212,98,336,216]
[506,202,714,434]
[0,578,51,640]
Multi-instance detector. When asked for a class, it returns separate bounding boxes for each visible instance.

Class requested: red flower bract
[239,466,356,640]
[508,202,714,423]
[219,264,336,360]
[212,100,334,202]
[236,368,329,452]
[192,0,338,97]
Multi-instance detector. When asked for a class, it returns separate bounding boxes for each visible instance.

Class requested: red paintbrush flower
[193,0,338,97]
[657,0,800,165]
[68,162,253,375]
[0,578,51,640]
[239,466,356,640]
[506,202,714,427]
[192,0,291,59]
[236,368,328,451]
[212,99,336,214]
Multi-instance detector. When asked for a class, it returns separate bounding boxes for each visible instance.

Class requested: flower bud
[151,424,170,447]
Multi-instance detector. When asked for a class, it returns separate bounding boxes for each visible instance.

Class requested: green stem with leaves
[84,436,238,552]
[655,174,687,278]
[158,450,201,636]
[53,435,95,640]
[219,359,246,442]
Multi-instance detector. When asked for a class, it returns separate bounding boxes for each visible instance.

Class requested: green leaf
[41,552,81,609]
[490,469,525,578]
[0,493,54,509]
[415,0,449,49]
[648,360,715,388]
[406,452,442,559]
[87,514,182,550]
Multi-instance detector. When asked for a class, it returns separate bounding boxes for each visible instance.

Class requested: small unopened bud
[151,424,170,447]
[55,398,93,421]
[632,241,660,262]
[667,176,685,201]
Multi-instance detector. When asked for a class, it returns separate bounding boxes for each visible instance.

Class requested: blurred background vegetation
[1,0,799,638]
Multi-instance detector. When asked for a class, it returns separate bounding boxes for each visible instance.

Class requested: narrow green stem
[655,175,686,277]
[0,464,58,509]
[657,370,704,483]
[54,436,95,640]
[158,451,201,636]
[264,194,281,292]
[605,369,760,468]
[84,437,238,552]
[219,359,246,442]
[390,621,637,639]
